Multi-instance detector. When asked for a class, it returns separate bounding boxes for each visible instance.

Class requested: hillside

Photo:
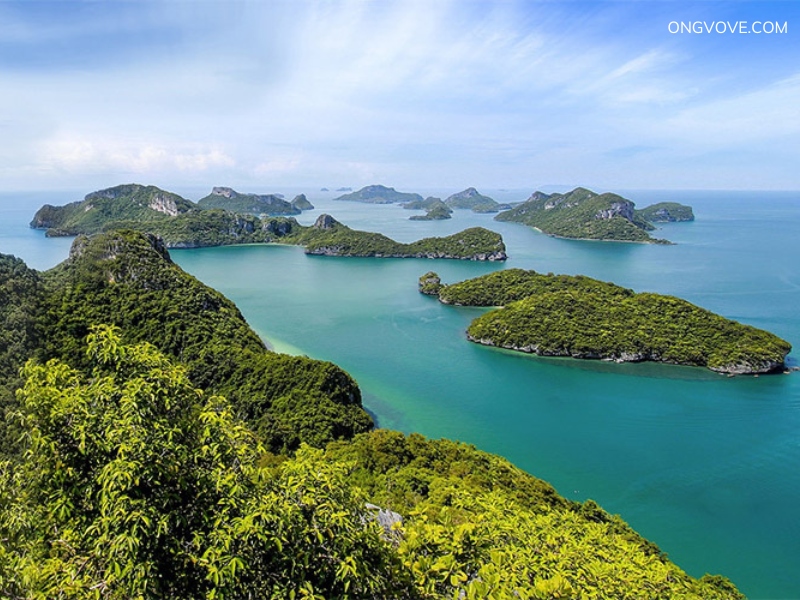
[495,187,665,242]
[333,184,424,204]
[0,244,743,599]
[197,186,300,215]
[36,231,372,452]
[422,269,791,374]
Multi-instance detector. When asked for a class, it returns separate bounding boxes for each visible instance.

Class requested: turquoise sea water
[2,188,799,599]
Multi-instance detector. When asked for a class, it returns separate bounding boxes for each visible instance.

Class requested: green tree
[0,326,410,599]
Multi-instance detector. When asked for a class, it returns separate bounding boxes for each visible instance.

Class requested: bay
[2,188,799,599]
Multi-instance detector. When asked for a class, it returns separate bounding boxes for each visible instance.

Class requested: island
[636,202,695,222]
[445,187,509,213]
[198,186,301,215]
[290,193,315,211]
[420,269,791,374]
[30,184,507,260]
[0,236,744,600]
[333,184,423,204]
[298,214,506,260]
[494,187,693,243]
[404,197,453,220]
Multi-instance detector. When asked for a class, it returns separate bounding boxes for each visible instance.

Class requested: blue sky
[1,0,798,191]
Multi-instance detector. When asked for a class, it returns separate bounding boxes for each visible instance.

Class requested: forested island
[403,197,453,220]
[198,186,302,215]
[494,187,693,243]
[0,233,744,598]
[30,184,506,260]
[333,184,424,204]
[421,269,791,374]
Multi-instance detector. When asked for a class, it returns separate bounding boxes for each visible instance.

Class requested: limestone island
[420,269,791,374]
[198,186,301,215]
[30,184,506,261]
[403,197,453,220]
[333,184,423,204]
[636,202,694,222]
[445,187,511,213]
[494,187,694,243]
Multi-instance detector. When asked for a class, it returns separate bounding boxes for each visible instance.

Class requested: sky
[1,0,799,192]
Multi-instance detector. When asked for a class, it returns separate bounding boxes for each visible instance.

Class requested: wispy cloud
[0,0,798,190]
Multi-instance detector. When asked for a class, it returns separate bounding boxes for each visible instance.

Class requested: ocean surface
[2,187,799,599]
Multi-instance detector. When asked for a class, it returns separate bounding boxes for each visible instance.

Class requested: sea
[2,187,799,600]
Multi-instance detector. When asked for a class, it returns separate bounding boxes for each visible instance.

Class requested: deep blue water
[2,188,799,599]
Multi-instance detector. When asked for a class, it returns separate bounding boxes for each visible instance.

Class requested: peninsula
[30,184,506,260]
[420,269,791,374]
[494,187,693,243]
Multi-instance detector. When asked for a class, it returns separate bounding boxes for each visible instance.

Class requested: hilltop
[495,187,681,243]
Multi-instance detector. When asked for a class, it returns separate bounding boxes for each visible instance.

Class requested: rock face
[313,214,340,230]
[148,193,181,217]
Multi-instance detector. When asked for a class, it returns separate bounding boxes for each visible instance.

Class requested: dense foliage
[435,268,629,306]
[495,187,664,242]
[35,230,372,453]
[0,327,409,599]
[0,332,744,599]
[325,430,743,600]
[635,202,695,222]
[0,254,46,456]
[427,269,791,373]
